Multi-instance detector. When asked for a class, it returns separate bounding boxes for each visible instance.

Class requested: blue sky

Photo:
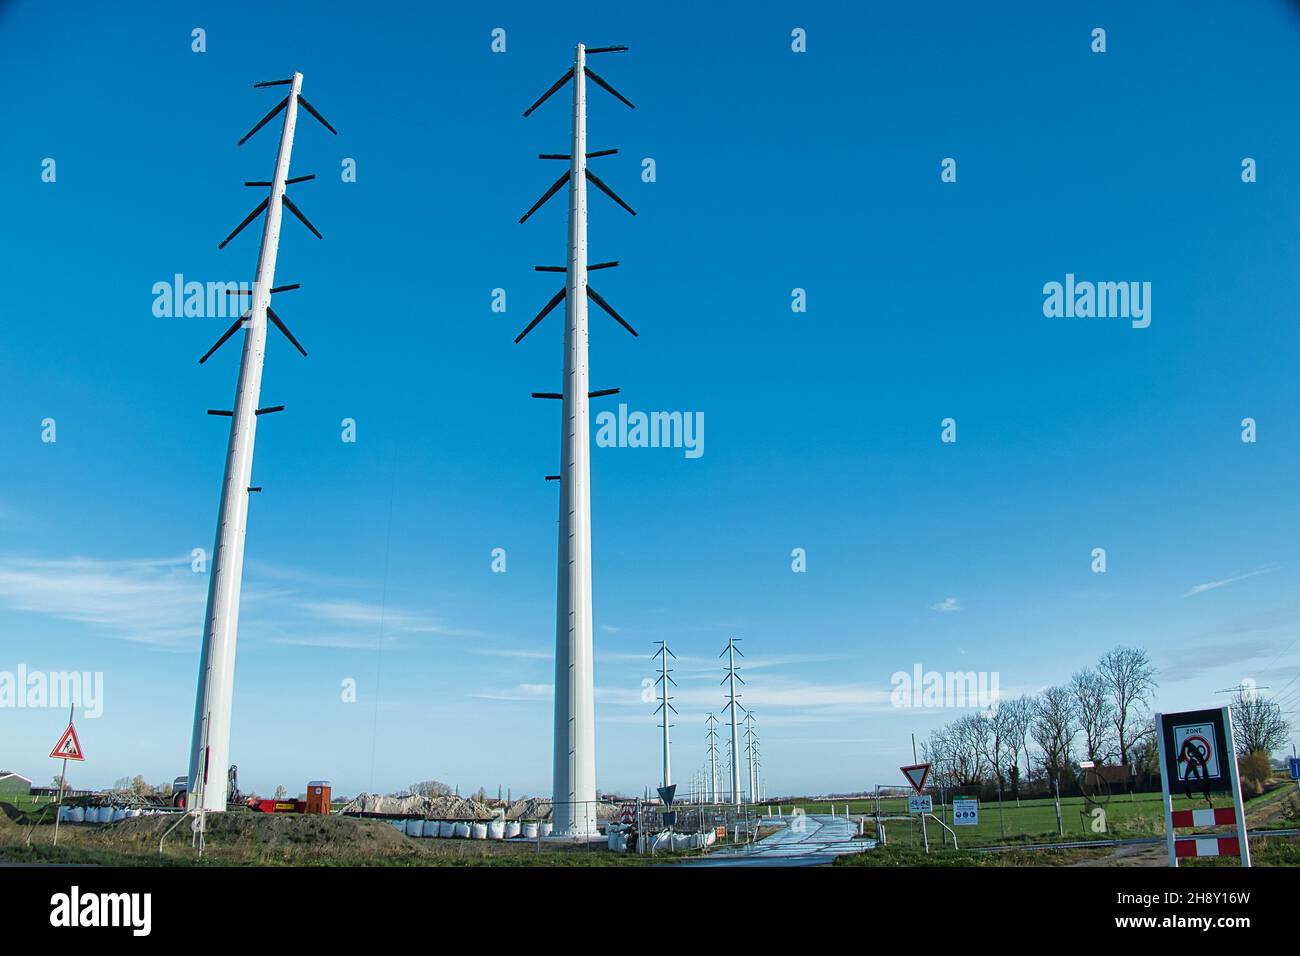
[3,0,1300,798]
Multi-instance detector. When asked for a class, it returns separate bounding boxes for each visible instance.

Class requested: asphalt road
[682,814,874,867]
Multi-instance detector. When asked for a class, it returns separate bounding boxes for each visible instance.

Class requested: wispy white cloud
[0,554,204,650]
[1157,638,1285,682]
[473,671,899,717]
[467,646,551,661]
[929,597,961,613]
[0,553,478,654]
[268,633,405,651]
[1182,566,1278,598]
[294,599,475,637]
[471,683,552,702]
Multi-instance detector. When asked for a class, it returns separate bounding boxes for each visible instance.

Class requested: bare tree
[949,713,988,785]
[1096,646,1157,768]
[1230,689,1290,756]
[1069,668,1116,764]
[981,705,1015,794]
[1032,686,1076,786]
[922,713,991,787]
[921,725,956,787]
[1000,694,1036,784]
[409,780,453,798]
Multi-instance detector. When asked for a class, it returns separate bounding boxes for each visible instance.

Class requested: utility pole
[722,737,733,803]
[516,44,637,837]
[706,712,720,804]
[748,719,762,802]
[187,73,335,811]
[652,641,677,789]
[743,713,756,803]
[721,639,745,807]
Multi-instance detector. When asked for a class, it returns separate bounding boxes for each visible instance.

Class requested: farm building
[0,771,33,796]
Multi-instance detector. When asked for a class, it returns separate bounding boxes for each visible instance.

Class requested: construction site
[2,0,1296,941]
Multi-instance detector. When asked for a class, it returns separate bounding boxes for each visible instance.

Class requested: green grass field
[780,785,1289,848]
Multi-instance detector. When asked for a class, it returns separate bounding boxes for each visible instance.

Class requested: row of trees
[923,646,1160,792]
[922,645,1292,796]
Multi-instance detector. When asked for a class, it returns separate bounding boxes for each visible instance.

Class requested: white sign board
[1170,720,1221,781]
[952,798,978,826]
[908,795,932,814]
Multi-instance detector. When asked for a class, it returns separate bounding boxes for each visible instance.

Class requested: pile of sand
[330,792,625,823]
[336,792,498,820]
[503,797,551,821]
[500,798,621,822]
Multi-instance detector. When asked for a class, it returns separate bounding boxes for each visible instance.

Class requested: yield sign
[49,723,85,762]
[657,784,677,807]
[900,763,930,794]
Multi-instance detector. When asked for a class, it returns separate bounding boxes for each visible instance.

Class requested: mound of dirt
[500,798,621,822]
[335,792,497,820]
[90,811,412,852]
[504,797,551,821]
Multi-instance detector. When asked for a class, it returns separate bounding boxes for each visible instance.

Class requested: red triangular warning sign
[49,723,85,762]
[900,763,930,794]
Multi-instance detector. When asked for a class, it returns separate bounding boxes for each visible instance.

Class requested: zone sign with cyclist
[1154,706,1250,867]
[1171,721,1219,784]
[1159,708,1231,796]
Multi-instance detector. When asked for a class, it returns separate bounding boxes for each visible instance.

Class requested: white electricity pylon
[652,641,677,788]
[705,712,720,804]
[186,73,335,812]
[516,43,638,837]
[723,737,735,803]
[743,713,759,803]
[721,639,745,807]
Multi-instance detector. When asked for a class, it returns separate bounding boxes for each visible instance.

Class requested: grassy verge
[833,842,1111,867]
[0,807,682,867]
[794,782,1291,849]
[0,834,670,867]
